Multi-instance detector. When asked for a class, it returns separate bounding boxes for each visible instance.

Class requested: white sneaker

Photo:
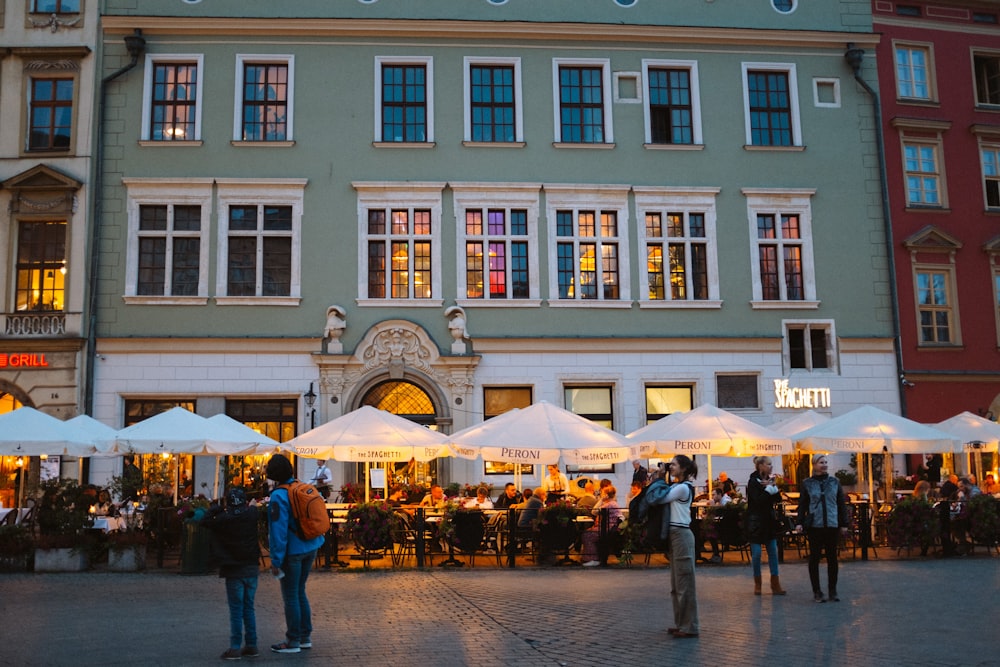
[582,560,600,567]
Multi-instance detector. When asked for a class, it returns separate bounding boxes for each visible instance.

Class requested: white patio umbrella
[104,407,264,456]
[796,405,959,455]
[447,401,634,466]
[770,410,831,437]
[0,407,101,457]
[66,415,119,455]
[931,411,1000,483]
[206,414,280,498]
[626,403,791,492]
[280,406,450,501]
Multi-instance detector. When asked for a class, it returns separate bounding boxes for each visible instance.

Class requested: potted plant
[34,478,90,572]
[885,496,939,556]
[106,511,149,571]
[347,502,399,566]
[536,499,580,562]
[338,482,364,504]
[0,524,33,572]
[966,494,1000,549]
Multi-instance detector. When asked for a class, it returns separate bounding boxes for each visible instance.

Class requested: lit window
[142,56,203,141]
[565,386,615,473]
[15,221,66,312]
[645,386,693,425]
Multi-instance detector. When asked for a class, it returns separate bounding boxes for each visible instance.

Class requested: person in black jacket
[203,488,261,660]
[795,454,849,603]
[746,456,785,596]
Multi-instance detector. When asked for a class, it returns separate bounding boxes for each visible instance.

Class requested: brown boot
[754,575,762,595]
[770,575,786,595]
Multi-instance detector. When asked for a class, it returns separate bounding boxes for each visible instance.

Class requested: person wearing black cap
[203,487,261,660]
[265,454,325,654]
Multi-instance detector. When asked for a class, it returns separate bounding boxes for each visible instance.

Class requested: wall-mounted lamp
[304,382,317,430]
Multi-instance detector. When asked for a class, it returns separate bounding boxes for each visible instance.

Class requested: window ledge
[230,140,296,148]
[638,299,722,309]
[461,141,526,148]
[138,140,203,148]
[456,299,542,308]
[123,296,209,306]
[904,205,950,213]
[214,296,301,306]
[356,298,445,307]
[974,104,1000,113]
[743,145,805,152]
[546,300,633,308]
[896,98,941,108]
[372,141,436,149]
[642,143,705,151]
[916,343,964,351]
[750,300,820,310]
[552,142,616,149]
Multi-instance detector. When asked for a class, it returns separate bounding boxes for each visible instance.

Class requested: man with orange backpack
[265,454,325,654]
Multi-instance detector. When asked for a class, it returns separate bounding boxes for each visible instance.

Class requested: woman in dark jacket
[795,454,849,603]
[746,456,785,596]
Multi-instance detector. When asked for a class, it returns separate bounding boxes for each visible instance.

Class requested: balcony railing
[2,312,81,337]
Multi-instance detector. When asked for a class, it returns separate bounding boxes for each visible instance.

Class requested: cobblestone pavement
[2,555,997,667]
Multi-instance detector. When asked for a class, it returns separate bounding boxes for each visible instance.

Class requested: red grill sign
[0,353,49,368]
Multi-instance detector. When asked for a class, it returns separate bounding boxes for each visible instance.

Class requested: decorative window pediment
[903,225,962,253]
[1,163,81,214]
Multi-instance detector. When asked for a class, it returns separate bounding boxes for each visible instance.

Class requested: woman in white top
[665,455,699,639]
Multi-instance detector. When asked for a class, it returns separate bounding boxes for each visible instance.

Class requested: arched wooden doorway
[359,379,439,491]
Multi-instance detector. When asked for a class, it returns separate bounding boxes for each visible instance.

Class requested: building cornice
[101,17,879,49]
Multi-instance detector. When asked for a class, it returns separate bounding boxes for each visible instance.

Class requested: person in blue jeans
[265,454,325,654]
[203,487,261,660]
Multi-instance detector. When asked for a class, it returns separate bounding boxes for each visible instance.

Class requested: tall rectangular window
[974,53,1000,106]
[367,208,433,299]
[785,322,833,371]
[647,67,692,144]
[470,65,515,143]
[136,205,201,296]
[983,145,1000,208]
[756,213,804,301]
[915,269,954,344]
[895,44,932,100]
[747,70,791,146]
[556,210,619,300]
[150,62,198,141]
[464,208,529,299]
[15,221,66,312]
[227,205,292,297]
[28,78,73,151]
[241,62,288,141]
[903,142,941,206]
[382,64,427,143]
[645,212,708,301]
[558,66,605,143]
[227,399,299,442]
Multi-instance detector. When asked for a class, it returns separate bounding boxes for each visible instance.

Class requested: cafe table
[92,516,125,533]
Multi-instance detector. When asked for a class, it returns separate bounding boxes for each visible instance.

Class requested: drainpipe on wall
[84,29,146,415]
[844,44,909,417]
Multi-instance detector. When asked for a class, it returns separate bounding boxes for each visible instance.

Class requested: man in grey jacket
[795,454,849,603]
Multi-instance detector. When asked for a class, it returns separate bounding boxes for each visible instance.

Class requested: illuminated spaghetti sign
[774,379,831,409]
[0,353,49,368]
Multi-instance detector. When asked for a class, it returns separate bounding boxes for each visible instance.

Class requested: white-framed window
[355,182,444,304]
[743,188,817,308]
[981,143,1000,209]
[544,185,630,306]
[122,178,213,304]
[26,73,76,153]
[913,266,959,345]
[903,140,943,207]
[634,187,720,308]
[974,51,1000,107]
[452,184,541,306]
[215,179,306,304]
[552,58,613,145]
[993,262,1000,347]
[741,62,801,147]
[644,386,694,424]
[141,54,203,142]
[717,374,760,410]
[233,54,294,143]
[894,42,935,102]
[642,59,702,146]
[463,57,522,144]
[375,56,434,144]
[783,319,837,373]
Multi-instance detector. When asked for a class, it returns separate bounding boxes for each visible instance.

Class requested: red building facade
[873,1,1000,423]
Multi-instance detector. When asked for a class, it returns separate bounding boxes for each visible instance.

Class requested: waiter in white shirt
[310,459,333,499]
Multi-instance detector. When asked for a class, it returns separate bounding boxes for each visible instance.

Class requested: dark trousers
[806,527,840,594]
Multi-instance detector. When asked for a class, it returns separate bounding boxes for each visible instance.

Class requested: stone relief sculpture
[324,305,347,353]
[444,305,469,354]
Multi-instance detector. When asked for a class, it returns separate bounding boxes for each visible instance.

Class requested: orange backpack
[277,481,330,541]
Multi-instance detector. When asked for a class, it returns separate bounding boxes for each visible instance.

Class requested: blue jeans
[750,539,779,577]
[279,550,317,646]
[224,576,258,650]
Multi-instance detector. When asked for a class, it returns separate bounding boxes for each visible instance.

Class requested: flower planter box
[108,545,147,572]
[0,553,31,573]
[34,547,87,572]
